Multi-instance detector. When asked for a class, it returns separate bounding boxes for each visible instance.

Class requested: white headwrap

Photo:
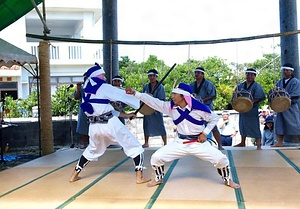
[281,66,294,71]
[244,69,257,74]
[112,77,124,83]
[172,88,191,96]
[172,83,194,107]
[83,66,105,88]
[193,68,205,74]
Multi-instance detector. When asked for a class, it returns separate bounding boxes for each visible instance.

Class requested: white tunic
[82,84,143,161]
[135,92,219,135]
[135,92,229,169]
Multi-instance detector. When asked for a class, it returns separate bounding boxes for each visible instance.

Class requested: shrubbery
[2,84,79,118]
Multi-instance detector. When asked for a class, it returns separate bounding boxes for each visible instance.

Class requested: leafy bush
[51,85,79,116]
[2,96,22,118]
[22,89,39,117]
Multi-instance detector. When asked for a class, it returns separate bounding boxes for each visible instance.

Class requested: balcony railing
[29,42,102,64]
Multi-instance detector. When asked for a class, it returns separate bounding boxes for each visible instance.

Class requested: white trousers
[150,138,229,168]
[83,116,143,161]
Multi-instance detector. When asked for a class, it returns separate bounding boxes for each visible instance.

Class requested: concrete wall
[1,111,244,150]
[1,117,80,150]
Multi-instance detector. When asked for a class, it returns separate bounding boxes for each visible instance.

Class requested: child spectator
[262,115,275,146]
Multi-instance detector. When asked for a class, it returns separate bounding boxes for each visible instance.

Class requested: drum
[232,89,254,113]
[138,93,155,115]
[268,87,291,112]
[139,103,155,115]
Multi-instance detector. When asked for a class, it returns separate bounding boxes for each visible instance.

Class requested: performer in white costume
[126,83,240,189]
[69,64,150,184]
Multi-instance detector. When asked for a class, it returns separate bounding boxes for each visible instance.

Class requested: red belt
[183,139,199,144]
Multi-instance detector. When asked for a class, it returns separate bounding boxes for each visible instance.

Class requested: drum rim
[139,104,155,115]
[270,97,291,112]
[232,97,253,113]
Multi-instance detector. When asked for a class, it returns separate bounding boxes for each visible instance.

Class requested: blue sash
[81,79,110,114]
[171,97,211,125]
[173,108,205,125]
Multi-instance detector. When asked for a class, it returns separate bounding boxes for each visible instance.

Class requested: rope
[109,40,113,83]
[187,42,191,76]
[272,37,277,86]
[26,30,300,45]
[142,42,146,85]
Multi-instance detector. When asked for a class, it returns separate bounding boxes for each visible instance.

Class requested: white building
[0,0,103,100]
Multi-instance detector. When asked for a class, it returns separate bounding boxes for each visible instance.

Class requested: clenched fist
[125,87,136,95]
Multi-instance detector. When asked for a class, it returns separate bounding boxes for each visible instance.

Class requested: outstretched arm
[111,110,136,119]
[126,87,171,115]
[119,112,136,119]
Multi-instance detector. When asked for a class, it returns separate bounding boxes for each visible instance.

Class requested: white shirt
[218,119,238,136]
[135,92,219,135]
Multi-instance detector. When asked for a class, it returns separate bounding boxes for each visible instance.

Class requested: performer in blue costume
[233,68,266,150]
[190,67,224,150]
[142,69,167,147]
[126,83,240,189]
[73,76,89,149]
[69,64,150,184]
[272,64,300,147]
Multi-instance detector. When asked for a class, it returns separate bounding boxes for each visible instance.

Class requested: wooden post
[38,40,54,155]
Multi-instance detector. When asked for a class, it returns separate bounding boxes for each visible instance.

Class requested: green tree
[2,53,283,118]
[120,55,168,91]
[51,85,79,116]
[2,96,22,118]
[22,89,39,117]
[119,56,135,69]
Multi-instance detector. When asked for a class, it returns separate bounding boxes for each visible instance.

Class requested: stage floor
[0,146,299,209]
